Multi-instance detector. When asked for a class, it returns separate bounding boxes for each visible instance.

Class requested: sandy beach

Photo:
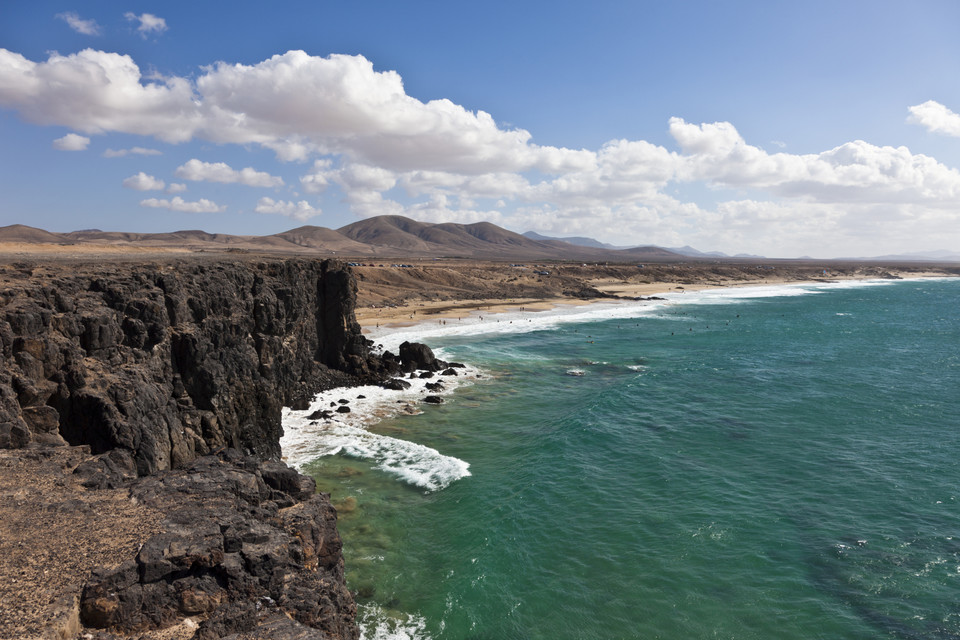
[354,263,955,330]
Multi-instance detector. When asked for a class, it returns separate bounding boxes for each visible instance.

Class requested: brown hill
[336,216,439,253]
[335,215,623,259]
[1,216,684,261]
[0,225,71,244]
[272,226,373,254]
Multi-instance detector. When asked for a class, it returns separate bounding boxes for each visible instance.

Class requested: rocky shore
[0,257,427,639]
[2,252,956,638]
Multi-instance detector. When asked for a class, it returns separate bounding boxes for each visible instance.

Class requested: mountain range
[0,216,681,261]
[2,216,957,262]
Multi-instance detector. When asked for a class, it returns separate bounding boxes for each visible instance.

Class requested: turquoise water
[301,278,960,639]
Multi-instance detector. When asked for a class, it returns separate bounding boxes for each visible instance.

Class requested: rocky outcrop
[0,257,392,639]
[0,258,379,475]
[79,449,358,640]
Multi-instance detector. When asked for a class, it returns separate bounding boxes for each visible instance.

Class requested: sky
[2,1,960,258]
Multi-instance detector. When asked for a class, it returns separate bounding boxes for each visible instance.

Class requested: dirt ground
[0,447,166,640]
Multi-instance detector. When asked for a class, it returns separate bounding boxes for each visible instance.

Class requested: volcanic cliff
[0,257,395,639]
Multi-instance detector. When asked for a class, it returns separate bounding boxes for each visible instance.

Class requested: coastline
[286,275,960,640]
[286,273,960,489]
[354,269,953,332]
[288,274,956,488]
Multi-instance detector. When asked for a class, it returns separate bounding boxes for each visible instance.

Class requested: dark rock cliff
[0,257,383,639]
[0,258,379,474]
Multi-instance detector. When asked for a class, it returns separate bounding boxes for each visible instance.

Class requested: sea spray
[281,366,480,491]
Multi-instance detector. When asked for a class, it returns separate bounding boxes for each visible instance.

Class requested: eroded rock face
[0,258,378,474]
[78,450,359,640]
[0,257,435,638]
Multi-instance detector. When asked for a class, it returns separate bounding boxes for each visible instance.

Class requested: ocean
[282,277,960,639]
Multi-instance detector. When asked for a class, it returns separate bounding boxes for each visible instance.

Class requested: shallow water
[288,278,960,639]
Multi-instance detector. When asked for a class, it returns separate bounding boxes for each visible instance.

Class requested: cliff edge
[0,257,385,639]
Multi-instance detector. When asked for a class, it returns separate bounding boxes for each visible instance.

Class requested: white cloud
[667,117,960,205]
[124,12,167,37]
[0,48,199,142]
[52,133,90,151]
[908,100,960,138]
[103,146,162,157]
[254,197,321,221]
[194,51,593,174]
[139,196,224,213]
[2,44,960,254]
[122,171,165,190]
[0,48,590,173]
[174,159,283,187]
[166,182,187,193]
[56,12,101,36]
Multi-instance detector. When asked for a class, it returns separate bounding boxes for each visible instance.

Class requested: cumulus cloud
[0,48,198,142]
[0,48,590,173]
[124,12,167,37]
[140,196,223,213]
[908,100,960,138]
[103,146,162,158]
[2,44,960,254]
[122,172,165,190]
[667,117,960,205]
[52,133,90,151]
[56,12,101,36]
[174,159,283,187]
[254,197,321,221]
[166,182,187,193]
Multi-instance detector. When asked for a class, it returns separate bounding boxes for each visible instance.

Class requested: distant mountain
[334,216,666,259]
[522,231,626,250]
[0,217,712,262]
[522,234,762,259]
[0,224,71,244]
[848,250,960,262]
[271,226,372,254]
[665,245,729,258]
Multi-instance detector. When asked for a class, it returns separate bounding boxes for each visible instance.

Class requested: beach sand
[355,266,954,330]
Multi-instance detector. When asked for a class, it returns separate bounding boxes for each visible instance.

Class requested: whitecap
[281,367,478,492]
[358,604,431,640]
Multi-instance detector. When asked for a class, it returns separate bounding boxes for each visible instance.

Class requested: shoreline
[355,270,953,337]
[291,274,960,639]
[287,275,954,483]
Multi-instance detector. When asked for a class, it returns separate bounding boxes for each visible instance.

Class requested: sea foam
[358,604,431,640]
[280,367,478,492]
[365,279,905,351]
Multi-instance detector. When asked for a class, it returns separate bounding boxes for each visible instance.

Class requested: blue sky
[3,1,960,257]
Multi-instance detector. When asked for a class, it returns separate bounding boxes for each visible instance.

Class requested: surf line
[280,361,481,492]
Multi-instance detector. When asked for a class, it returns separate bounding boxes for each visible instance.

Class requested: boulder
[381,378,412,391]
[399,341,441,372]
